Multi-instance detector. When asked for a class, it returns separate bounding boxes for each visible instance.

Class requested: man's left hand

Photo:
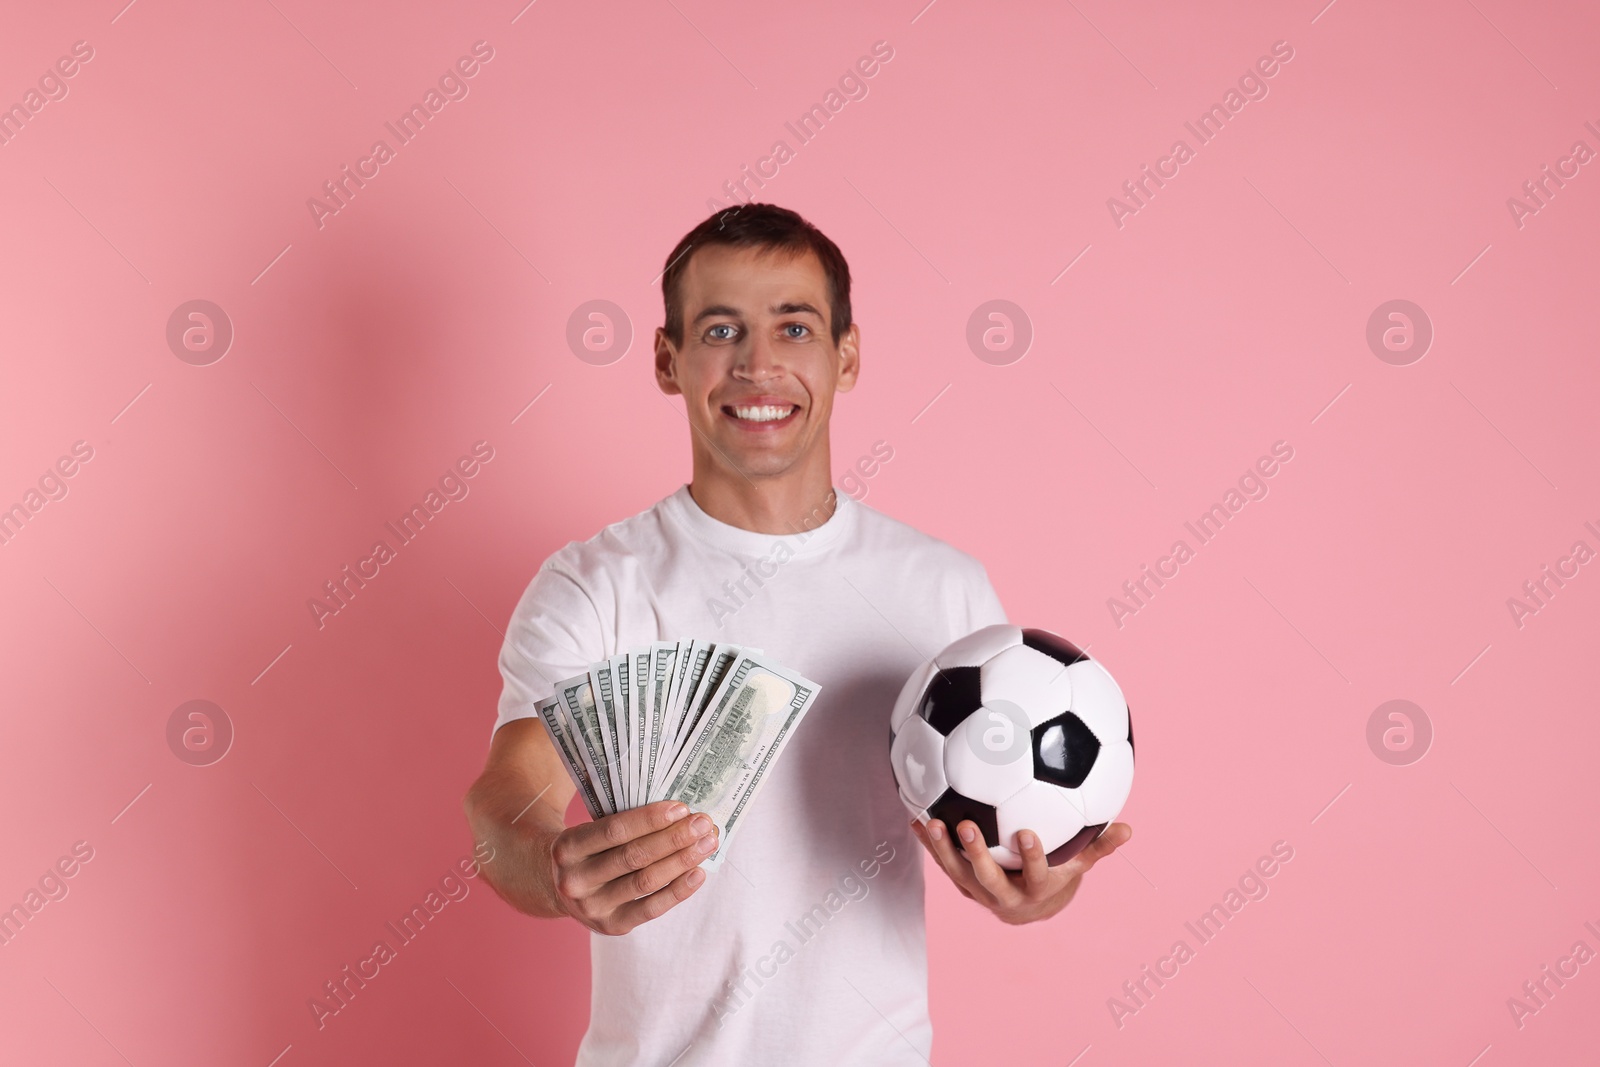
[910,817,1132,925]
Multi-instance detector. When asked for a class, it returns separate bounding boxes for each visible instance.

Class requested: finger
[1016,828,1051,894]
[552,803,696,905]
[956,819,1018,902]
[922,819,996,905]
[917,818,961,873]
[909,818,943,857]
[911,819,968,885]
[606,863,709,935]
[1044,823,1133,893]
[1078,822,1132,868]
[911,818,954,869]
[582,810,718,887]
[596,824,720,910]
[563,800,692,862]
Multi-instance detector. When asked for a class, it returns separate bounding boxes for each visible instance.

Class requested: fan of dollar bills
[536,642,822,871]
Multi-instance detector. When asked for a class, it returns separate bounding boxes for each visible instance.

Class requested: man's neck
[686,455,839,536]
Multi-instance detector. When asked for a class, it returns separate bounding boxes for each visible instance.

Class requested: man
[464,203,1132,1065]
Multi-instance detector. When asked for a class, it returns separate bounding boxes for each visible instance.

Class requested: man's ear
[655,328,682,396]
[834,322,861,394]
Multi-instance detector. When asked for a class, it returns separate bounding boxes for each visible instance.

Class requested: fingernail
[928,821,944,841]
[691,815,712,835]
[1018,830,1036,850]
[958,824,976,844]
[667,804,689,821]
[687,868,705,887]
[697,834,717,854]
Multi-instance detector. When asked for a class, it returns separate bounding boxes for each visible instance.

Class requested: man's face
[656,244,859,481]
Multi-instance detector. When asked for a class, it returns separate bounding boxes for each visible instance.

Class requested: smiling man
[464,203,1131,1066]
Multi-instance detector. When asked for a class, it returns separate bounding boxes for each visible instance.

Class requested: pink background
[2,0,1597,1063]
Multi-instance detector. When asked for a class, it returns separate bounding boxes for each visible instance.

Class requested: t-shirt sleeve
[492,560,608,740]
[966,557,1009,632]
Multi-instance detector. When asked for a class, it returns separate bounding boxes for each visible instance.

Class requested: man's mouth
[722,402,800,427]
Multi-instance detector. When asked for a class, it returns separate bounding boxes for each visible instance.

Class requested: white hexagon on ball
[943,702,1033,806]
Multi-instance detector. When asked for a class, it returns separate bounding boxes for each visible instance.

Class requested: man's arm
[463,717,719,932]
[463,718,576,918]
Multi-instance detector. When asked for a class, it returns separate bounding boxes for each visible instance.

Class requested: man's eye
[707,324,737,341]
[783,323,810,339]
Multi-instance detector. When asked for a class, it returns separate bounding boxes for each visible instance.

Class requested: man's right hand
[551,800,719,936]
[465,719,720,929]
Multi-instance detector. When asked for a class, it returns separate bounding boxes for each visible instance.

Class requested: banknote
[535,694,604,820]
[650,640,728,803]
[544,642,817,870]
[558,673,618,815]
[645,642,677,798]
[677,644,740,753]
[611,653,632,809]
[658,638,705,765]
[657,651,821,869]
[631,648,651,802]
[589,658,627,812]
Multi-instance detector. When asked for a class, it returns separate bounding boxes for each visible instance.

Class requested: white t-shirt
[494,483,1007,1067]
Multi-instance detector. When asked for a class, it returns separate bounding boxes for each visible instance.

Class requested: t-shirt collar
[662,483,856,558]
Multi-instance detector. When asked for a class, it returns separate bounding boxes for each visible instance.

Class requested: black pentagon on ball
[1127,706,1134,758]
[1032,710,1101,789]
[917,665,984,736]
[1021,628,1089,669]
[1047,822,1107,865]
[925,788,999,849]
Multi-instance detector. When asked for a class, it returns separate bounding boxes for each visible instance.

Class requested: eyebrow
[691,301,825,325]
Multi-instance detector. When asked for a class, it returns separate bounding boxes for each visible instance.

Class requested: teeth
[731,405,794,422]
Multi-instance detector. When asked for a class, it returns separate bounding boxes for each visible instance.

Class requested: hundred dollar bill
[610,653,632,809]
[664,644,763,770]
[659,651,821,870]
[657,638,704,772]
[557,673,617,815]
[644,642,678,800]
[535,694,604,820]
[631,648,651,802]
[588,658,627,811]
[657,643,743,791]
[673,644,743,759]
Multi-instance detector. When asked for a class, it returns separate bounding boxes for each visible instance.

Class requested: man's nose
[734,330,784,381]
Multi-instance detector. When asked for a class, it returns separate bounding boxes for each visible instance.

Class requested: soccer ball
[890,624,1134,870]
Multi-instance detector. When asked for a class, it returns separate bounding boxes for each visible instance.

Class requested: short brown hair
[659,203,853,348]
